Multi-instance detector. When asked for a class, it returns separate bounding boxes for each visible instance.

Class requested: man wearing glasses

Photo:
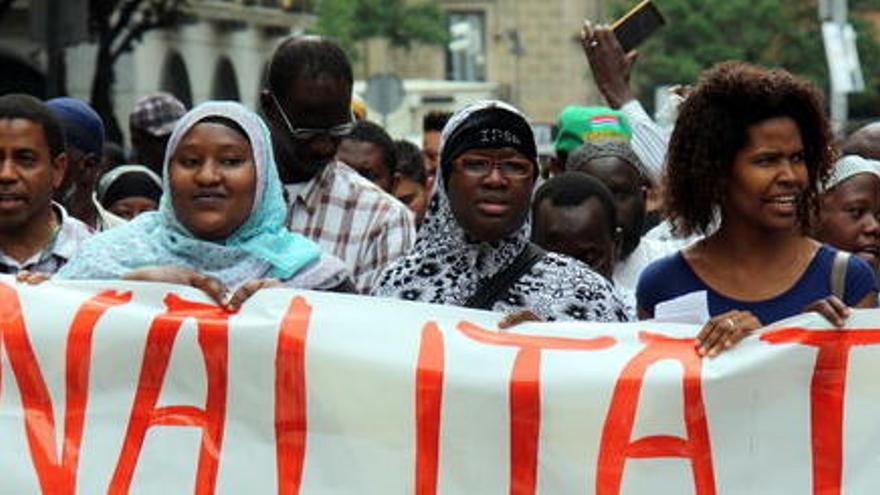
[261,36,415,293]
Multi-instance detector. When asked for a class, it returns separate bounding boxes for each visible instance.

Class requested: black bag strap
[464,243,546,310]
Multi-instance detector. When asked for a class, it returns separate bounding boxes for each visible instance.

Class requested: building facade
[1,0,605,142]
[364,0,605,128]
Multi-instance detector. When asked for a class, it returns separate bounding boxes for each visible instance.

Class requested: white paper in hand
[654,290,710,324]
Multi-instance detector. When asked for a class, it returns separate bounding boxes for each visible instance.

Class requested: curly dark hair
[664,61,834,236]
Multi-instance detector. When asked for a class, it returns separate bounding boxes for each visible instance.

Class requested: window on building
[446,12,486,82]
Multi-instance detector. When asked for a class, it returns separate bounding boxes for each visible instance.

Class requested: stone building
[0,0,312,143]
[1,0,606,142]
[364,0,605,128]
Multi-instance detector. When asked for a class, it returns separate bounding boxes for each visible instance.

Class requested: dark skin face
[56,145,102,227]
[446,147,535,243]
[576,156,646,258]
[531,197,620,280]
[108,196,159,221]
[336,139,393,192]
[814,173,880,269]
[169,122,257,241]
[393,176,428,225]
[131,129,170,176]
[261,76,352,184]
[0,118,66,235]
[422,130,441,178]
[724,117,807,234]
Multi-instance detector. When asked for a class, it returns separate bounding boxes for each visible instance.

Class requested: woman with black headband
[373,100,630,323]
[96,165,163,221]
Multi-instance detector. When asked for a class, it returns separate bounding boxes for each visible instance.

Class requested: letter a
[597,332,716,495]
[110,294,229,495]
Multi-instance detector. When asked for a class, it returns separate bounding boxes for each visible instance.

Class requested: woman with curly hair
[636,61,877,357]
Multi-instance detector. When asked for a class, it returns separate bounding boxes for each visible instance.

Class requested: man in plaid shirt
[262,36,415,293]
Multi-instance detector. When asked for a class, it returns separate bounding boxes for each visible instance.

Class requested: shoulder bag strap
[831,250,851,300]
[464,243,546,310]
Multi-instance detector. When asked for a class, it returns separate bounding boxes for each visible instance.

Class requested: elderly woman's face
[169,122,256,241]
[447,147,535,242]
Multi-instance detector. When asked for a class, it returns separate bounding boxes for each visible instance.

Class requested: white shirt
[619,100,671,185]
[613,235,690,293]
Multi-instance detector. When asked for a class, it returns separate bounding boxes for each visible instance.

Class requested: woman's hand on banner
[696,310,762,358]
[498,310,543,330]
[803,296,851,327]
[225,278,282,312]
[123,266,229,307]
[15,271,51,285]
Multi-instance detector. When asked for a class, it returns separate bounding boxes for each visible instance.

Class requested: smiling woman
[636,62,878,357]
[53,101,353,307]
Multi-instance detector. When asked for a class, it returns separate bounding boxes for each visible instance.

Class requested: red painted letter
[457,321,616,495]
[0,282,131,494]
[597,332,715,495]
[275,296,313,495]
[110,294,229,495]
[762,327,880,495]
[415,322,444,495]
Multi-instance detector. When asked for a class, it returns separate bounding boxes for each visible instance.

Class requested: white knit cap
[823,155,880,192]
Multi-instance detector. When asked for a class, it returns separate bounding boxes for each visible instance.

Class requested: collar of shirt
[0,202,92,272]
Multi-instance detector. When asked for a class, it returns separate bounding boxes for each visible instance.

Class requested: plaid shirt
[0,203,92,275]
[286,161,415,293]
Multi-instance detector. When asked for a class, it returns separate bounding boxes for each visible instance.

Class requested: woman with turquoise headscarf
[48,101,353,308]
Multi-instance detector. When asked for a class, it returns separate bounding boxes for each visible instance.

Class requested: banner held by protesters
[0,277,878,494]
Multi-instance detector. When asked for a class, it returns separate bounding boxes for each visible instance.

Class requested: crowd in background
[2,21,880,356]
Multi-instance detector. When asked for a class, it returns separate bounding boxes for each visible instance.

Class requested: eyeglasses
[454,157,534,179]
[268,92,354,141]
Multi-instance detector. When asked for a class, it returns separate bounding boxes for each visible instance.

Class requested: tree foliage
[610,0,880,118]
[313,0,448,60]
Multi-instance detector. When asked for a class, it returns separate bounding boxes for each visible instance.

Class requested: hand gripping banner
[0,277,879,494]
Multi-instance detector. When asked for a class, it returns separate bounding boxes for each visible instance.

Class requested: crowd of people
[3,22,880,356]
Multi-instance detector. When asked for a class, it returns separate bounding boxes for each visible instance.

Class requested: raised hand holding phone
[580,21,638,108]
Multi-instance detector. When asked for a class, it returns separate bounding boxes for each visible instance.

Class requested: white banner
[0,276,878,494]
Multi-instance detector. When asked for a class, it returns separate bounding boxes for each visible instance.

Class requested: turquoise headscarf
[58,101,320,286]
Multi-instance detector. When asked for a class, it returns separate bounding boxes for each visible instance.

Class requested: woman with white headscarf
[373,100,630,322]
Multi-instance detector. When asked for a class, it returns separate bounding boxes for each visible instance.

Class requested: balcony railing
[186,0,315,28]
[220,0,315,13]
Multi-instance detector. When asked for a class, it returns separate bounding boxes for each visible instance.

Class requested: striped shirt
[619,100,670,185]
[286,160,415,293]
[0,203,92,275]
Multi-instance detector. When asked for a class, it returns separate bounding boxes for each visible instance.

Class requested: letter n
[0,282,131,494]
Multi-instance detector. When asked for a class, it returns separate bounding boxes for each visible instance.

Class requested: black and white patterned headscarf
[372,100,630,322]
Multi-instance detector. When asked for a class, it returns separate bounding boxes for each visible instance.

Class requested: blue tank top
[636,245,877,325]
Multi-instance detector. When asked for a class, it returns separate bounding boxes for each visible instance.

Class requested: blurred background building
[2,0,877,145]
[0,0,605,146]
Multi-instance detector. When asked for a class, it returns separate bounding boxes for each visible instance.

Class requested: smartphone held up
[612,0,666,53]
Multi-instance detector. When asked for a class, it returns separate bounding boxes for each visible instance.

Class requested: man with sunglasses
[261,36,414,293]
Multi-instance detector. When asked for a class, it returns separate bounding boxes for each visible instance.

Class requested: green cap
[554,105,632,155]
